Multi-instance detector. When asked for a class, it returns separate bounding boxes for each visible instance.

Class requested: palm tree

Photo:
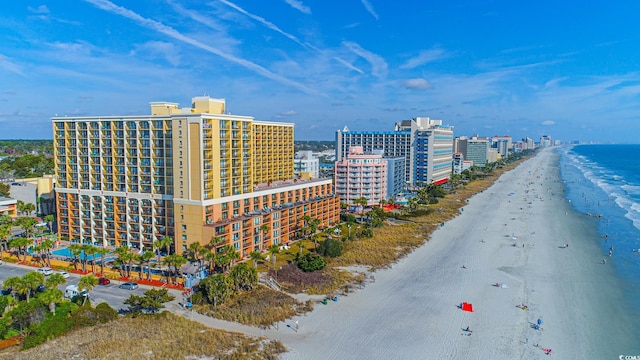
[164,254,187,284]
[15,216,37,239]
[22,203,36,216]
[115,246,134,278]
[268,244,280,270]
[249,251,263,268]
[259,224,270,245]
[83,245,98,273]
[204,250,217,274]
[160,236,174,256]
[134,253,145,280]
[141,250,155,280]
[3,276,22,299]
[208,235,225,254]
[38,288,63,315]
[44,214,55,233]
[40,239,54,267]
[95,246,110,276]
[354,197,368,215]
[188,242,202,262]
[221,245,240,270]
[0,223,11,257]
[68,243,83,270]
[9,237,31,262]
[77,274,98,306]
[45,273,67,290]
[22,272,45,303]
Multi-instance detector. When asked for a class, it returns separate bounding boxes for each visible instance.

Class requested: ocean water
[559,144,640,308]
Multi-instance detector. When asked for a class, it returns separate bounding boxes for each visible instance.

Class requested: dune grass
[196,286,313,327]
[5,311,285,360]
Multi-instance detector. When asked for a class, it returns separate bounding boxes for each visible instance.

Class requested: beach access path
[171,148,637,359]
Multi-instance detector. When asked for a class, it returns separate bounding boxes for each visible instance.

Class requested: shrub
[22,302,75,349]
[317,238,342,258]
[296,253,326,272]
[360,228,374,238]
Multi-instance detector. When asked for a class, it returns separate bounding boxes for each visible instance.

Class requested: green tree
[200,274,233,306]
[45,273,67,290]
[123,288,175,314]
[0,183,10,197]
[22,272,45,303]
[159,236,174,255]
[15,216,37,238]
[9,237,31,262]
[77,274,98,306]
[95,246,111,276]
[40,239,54,267]
[229,263,258,291]
[249,251,263,268]
[0,223,12,257]
[296,253,326,272]
[43,214,55,233]
[68,243,83,270]
[317,238,342,258]
[268,244,280,270]
[141,250,155,280]
[163,254,187,284]
[38,288,63,315]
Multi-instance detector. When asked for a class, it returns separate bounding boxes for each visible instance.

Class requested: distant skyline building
[491,135,513,157]
[455,136,489,166]
[52,96,340,257]
[294,150,320,179]
[334,146,387,206]
[384,157,406,199]
[336,117,454,186]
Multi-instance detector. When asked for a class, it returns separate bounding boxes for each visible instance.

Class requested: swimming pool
[51,247,113,262]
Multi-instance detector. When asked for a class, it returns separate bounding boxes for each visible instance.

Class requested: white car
[36,267,53,276]
[58,271,70,278]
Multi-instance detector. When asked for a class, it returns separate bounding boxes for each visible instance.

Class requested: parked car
[58,271,70,278]
[1,287,12,296]
[98,277,111,285]
[35,284,46,293]
[119,282,138,290]
[36,267,53,276]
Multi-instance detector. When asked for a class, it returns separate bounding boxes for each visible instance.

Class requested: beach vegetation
[123,288,174,315]
[296,253,326,272]
[317,238,342,257]
[9,311,286,360]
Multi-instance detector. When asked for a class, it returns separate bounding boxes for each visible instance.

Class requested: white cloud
[84,0,322,96]
[333,56,364,74]
[360,0,379,20]
[400,48,448,69]
[400,78,431,90]
[540,120,555,125]
[342,41,387,78]
[220,0,319,52]
[0,54,25,76]
[131,41,180,66]
[280,110,297,116]
[27,5,50,14]
[284,0,311,15]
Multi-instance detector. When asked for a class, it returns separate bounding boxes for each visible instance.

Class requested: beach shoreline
[267,147,638,359]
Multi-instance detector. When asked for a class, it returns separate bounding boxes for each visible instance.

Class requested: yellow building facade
[52,96,340,257]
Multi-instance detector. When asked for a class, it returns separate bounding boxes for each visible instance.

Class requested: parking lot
[0,262,181,311]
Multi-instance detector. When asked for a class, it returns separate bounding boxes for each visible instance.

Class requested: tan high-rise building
[52,96,340,256]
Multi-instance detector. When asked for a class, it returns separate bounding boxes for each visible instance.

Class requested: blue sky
[1,1,639,143]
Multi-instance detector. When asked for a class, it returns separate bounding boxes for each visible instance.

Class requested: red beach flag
[462,302,474,312]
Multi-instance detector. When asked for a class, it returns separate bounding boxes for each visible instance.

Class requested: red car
[98,277,111,285]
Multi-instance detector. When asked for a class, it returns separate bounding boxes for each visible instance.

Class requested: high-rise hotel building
[52,96,340,256]
[336,117,454,187]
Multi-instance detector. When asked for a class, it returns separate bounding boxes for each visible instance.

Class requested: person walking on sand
[603,258,607,264]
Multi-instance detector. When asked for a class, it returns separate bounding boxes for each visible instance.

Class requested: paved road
[0,262,182,311]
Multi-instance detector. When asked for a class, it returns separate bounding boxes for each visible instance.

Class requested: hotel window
[182,225,186,231]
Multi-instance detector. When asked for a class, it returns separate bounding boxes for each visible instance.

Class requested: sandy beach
[177,148,638,359]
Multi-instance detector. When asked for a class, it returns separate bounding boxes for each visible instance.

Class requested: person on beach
[602,258,607,264]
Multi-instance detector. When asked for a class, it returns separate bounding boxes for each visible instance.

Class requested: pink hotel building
[334,146,387,206]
